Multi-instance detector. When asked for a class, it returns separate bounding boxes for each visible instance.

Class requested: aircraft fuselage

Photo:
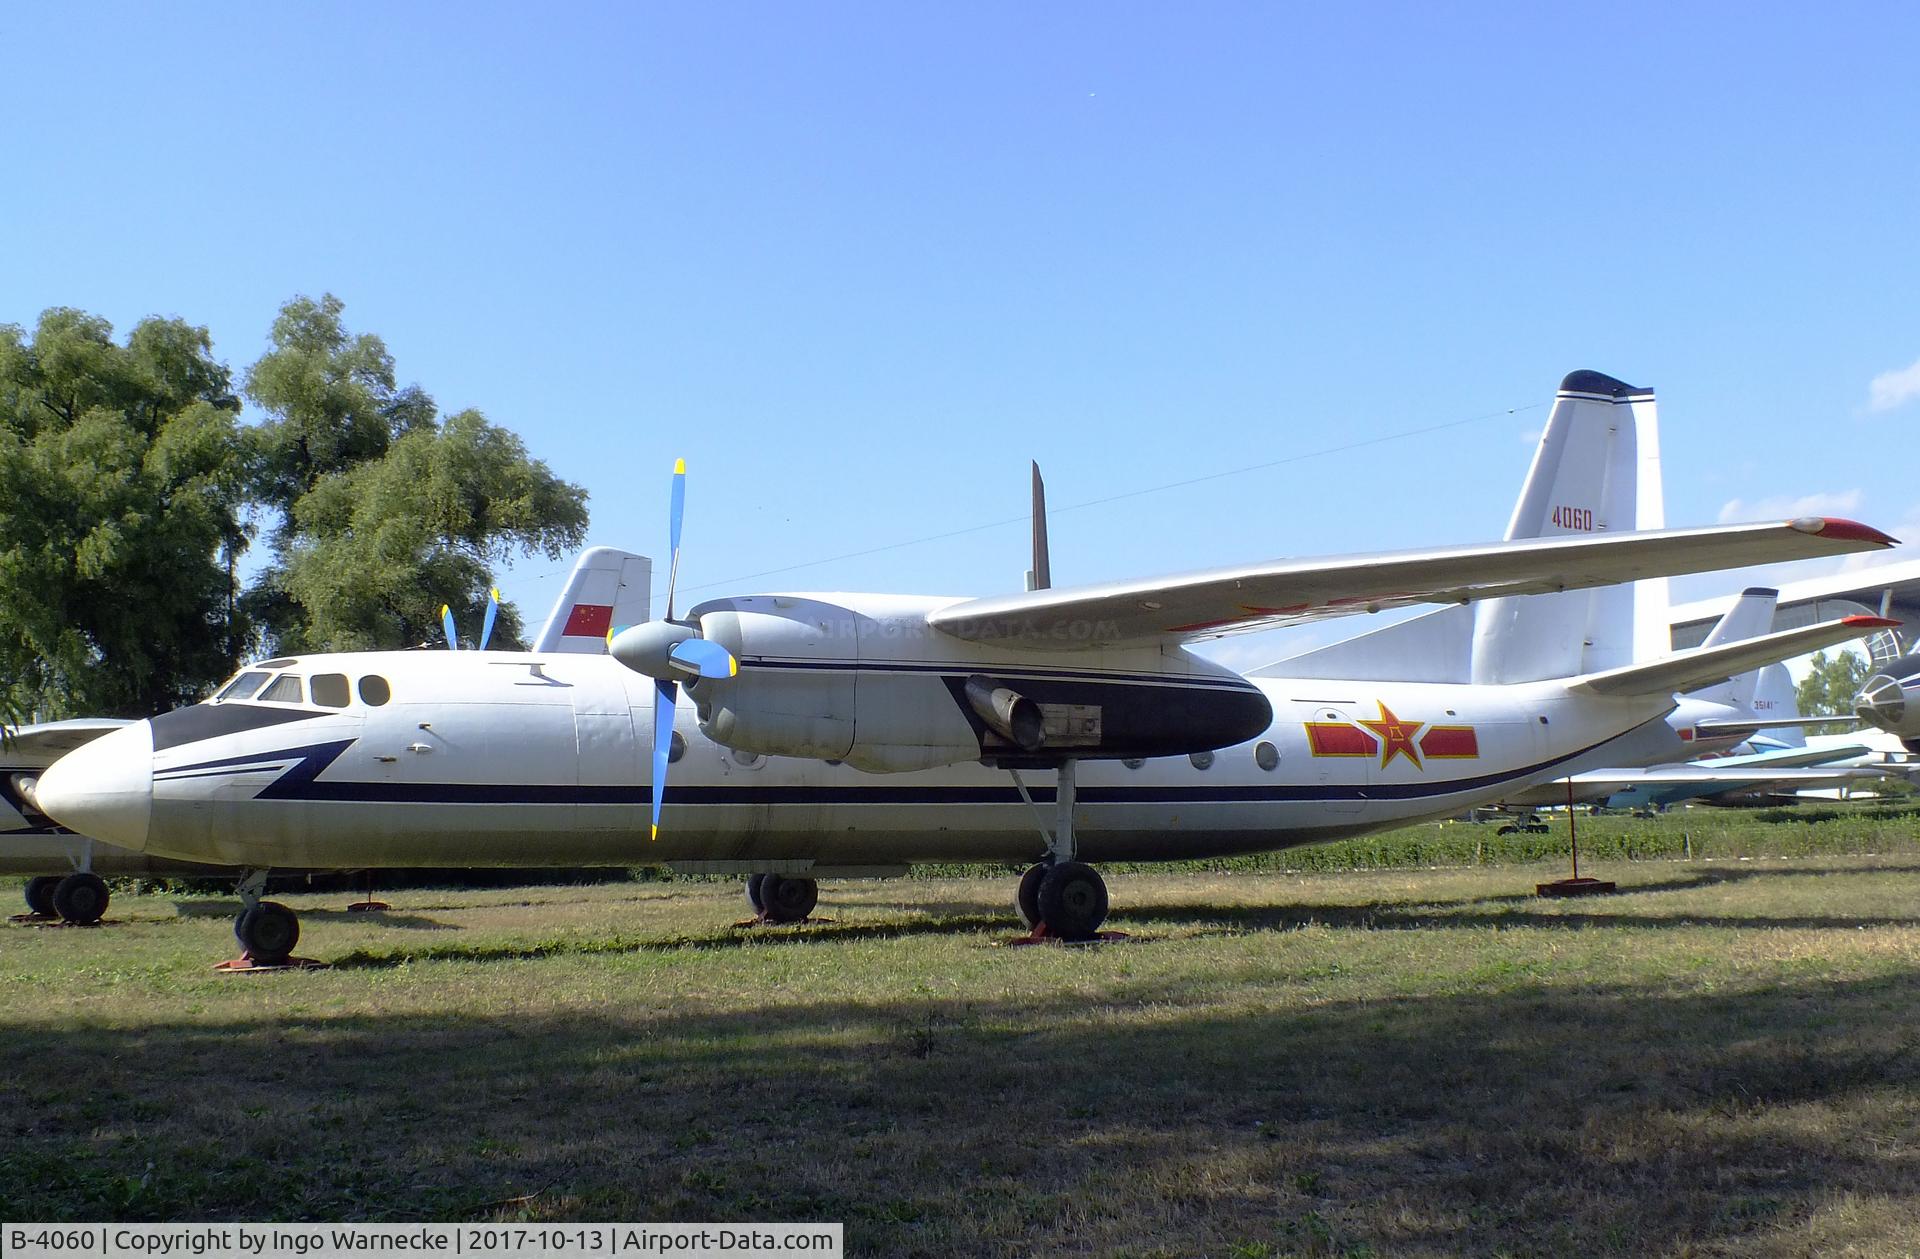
[40,649,1672,870]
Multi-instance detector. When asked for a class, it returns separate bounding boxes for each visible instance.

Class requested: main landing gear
[745,872,819,924]
[1011,759,1111,942]
[22,872,110,924]
[1497,814,1552,836]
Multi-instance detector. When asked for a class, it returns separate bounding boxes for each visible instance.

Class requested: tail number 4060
[1551,506,1595,532]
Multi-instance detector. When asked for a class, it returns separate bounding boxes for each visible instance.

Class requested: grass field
[5,810,1920,1256]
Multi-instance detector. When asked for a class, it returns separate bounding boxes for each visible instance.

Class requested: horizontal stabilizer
[1572,616,1899,699]
[1,719,133,767]
[1694,715,1856,735]
[929,517,1898,650]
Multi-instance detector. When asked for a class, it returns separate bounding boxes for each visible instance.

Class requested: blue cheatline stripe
[154,733,1623,808]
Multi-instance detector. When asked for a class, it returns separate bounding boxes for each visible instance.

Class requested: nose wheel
[234,901,301,965]
[217,868,317,969]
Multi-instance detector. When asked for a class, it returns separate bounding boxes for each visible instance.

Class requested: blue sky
[4,3,1917,666]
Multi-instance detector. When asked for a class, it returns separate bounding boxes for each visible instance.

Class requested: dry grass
[4,854,1920,1257]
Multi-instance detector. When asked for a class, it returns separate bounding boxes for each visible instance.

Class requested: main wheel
[235,901,300,964]
[1037,862,1108,941]
[51,872,109,924]
[1016,863,1047,929]
[24,875,59,917]
[745,873,769,917]
[759,875,818,924]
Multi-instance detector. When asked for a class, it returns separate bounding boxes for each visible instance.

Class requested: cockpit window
[358,675,392,706]
[214,671,270,702]
[311,673,351,708]
[258,674,305,704]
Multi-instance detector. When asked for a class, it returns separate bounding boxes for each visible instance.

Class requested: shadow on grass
[5,968,1920,1256]
[171,901,455,931]
[327,912,1020,968]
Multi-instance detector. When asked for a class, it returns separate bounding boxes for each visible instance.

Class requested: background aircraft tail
[1750,663,1806,747]
[1687,588,1779,712]
[531,547,654,654]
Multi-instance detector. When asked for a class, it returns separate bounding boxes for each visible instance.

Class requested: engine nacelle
[1856,653,1920,740]
[684,594,1272,773]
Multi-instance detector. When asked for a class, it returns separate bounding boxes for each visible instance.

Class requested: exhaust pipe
[965,676,1046,752]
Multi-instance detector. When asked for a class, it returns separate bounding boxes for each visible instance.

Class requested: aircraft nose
[34,720,154,850]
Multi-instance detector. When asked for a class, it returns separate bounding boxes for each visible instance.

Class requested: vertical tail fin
[1750,662,1806,748]
[1689,588,1781,711]
[1470,371,1662,684]
[532,547,655,654]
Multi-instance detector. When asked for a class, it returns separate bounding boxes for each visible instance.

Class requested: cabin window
[358,675,392,706]
[1122,758,1145,770]
[1255,741,1280,771]
[258,674,305,704]
[668,731,687,763]
[311,674,351,708]
[214,671,270,701]
[1189,750,1215,771]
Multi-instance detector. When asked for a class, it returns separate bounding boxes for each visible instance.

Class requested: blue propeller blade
[665,458,686,619]
[441,605,458,651]
[650,679,676,841]
[668,636,737,680]
[479,587,500,651]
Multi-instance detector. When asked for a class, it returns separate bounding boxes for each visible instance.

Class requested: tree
[1796,648,1871,732]
[0,310,251,718]
[242,295,587,654]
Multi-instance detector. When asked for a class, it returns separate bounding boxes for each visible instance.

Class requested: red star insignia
[1360,701,1425,770]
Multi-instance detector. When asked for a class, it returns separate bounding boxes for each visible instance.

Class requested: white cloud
[1716,489,1864,524]
[1868,356,1920,413]
[1518,428,1543,447]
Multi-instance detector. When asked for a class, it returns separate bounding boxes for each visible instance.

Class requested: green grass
[5,808,1920,1256]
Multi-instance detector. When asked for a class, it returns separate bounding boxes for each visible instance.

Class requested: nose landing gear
[216,869,323,971]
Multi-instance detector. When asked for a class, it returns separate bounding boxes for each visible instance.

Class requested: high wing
[926,518,1897,649]
[1,719,134,766]
[1571,615,1897,698]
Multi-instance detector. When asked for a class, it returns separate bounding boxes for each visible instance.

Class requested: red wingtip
[1791,517,1900,546]
[1840,615,1903,629]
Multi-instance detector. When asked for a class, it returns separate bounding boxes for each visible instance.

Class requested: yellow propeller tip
[439,604,451,616]
[490,587,501,600]
[649,824,658,842]
[673,457,686,475]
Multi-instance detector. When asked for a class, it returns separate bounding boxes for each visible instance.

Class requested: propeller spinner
[607,459,739,839]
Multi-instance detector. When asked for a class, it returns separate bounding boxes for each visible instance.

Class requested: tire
[236,901,300,963]
[759,875,818,924]
[24,876,59,917]
[745,873,769,916]
[1037,861,1108,941]
[1016,863,1047,929]
[51,872,109,925]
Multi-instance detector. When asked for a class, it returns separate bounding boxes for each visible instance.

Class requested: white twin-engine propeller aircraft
[29,374,1900,961]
